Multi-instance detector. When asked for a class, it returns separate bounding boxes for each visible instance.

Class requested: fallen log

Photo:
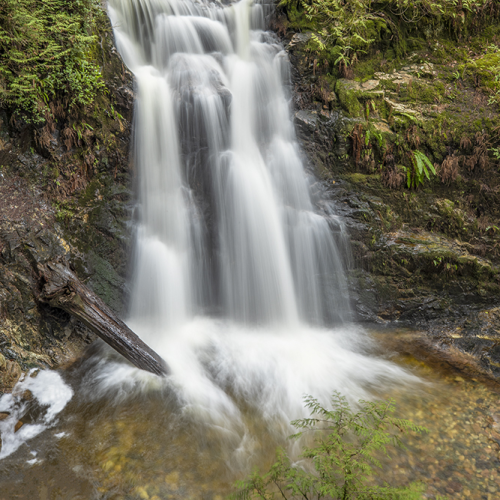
[38,260,168,376]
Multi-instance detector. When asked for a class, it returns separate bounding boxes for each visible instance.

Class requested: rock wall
[283,19,500,377]
[0,21,134,393]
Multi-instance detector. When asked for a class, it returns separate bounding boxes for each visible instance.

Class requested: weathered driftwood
[38,260,168,376]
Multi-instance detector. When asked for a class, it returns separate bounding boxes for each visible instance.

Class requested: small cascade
[0,370,73,460]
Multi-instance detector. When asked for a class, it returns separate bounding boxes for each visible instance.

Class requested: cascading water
[0,0,418,472]
[101,0,416,424]
[111,0,350,329]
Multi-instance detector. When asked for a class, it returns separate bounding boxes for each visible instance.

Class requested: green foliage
[454,42,500,107]
[279,0,499,73]
[407,151,436,189]
[0,0,107,123]
[232,393,428,500]
[279,0,385,71]
[490,147,500,160]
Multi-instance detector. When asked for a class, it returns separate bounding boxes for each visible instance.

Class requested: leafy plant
[0,0,107,123]
[433,256,443,267]
[490,147,500,160]
[232,393,427,500]
[279,0,384,74]
[278,0,499,76]
[407,151,436,189]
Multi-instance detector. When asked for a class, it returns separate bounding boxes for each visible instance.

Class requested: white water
[105,0,417,425]
[0,0,417,463]
[0,370,73,459]
[110,0,351,328]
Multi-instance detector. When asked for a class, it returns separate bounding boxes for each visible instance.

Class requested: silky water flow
[104,0,417,430]
[0,0,418,473]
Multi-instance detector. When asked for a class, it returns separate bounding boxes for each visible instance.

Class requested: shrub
[278,0,500,76]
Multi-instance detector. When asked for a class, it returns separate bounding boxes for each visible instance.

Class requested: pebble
[365,356,500,500]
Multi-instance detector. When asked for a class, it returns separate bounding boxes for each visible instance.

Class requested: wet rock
[18,398,48,425]
[134,486,150,499]
[294,110,318,138]
[21,389,33,401]
[165,471,180,491]
[0,20,133,390]
[216,84,232,109]
[374,62,436,82]
[0,218,97,377]
[287,32,313,76]
[0,360,22,391]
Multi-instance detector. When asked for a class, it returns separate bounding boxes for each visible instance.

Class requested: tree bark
[38,260,168,376]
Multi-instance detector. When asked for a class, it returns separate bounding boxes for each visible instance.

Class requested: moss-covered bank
[0,6,133,392]
[278,2,500,376]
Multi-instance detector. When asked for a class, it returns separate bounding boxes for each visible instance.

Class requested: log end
[37,258,171,377]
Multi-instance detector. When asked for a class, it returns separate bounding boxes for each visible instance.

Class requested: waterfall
[109,0,350,329]
[103,0,415,427]
[0,0,418,466]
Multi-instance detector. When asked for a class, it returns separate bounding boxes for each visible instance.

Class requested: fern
[279,0,497,75]
[407,151,437,189]
[0,0,107,123]
[232,392,428,500]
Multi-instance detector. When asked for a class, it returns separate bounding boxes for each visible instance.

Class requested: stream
[0,339,499,499]
[0,0,499,498]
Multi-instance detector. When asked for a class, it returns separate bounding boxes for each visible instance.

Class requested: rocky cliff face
[283,21,500,377]
[0,23,134,393]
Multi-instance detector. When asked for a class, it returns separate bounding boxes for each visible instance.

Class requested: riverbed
[1,330,499,500]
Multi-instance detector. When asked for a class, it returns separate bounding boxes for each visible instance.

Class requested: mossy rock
[335,79,384,117]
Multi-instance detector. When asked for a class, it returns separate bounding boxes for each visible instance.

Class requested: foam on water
[76,318,419,442]
[0,370,73,459]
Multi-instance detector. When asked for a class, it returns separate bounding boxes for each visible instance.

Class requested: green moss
[346,173,370,184]
[344,173,382,188]
[0,0,109,123]
[335,80,363,116]
[281,0,500,80]
[411,81,446,104]
[470,51,500,71]
[79,178,102,207]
